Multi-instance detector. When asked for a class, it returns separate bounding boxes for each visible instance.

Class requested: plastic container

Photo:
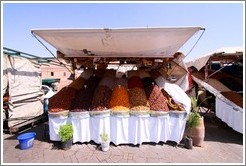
[17,132,36,150]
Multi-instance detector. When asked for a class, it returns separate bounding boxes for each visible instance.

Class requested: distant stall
[186,47,243,134]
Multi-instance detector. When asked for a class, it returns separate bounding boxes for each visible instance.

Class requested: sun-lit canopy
[32,27,201,58]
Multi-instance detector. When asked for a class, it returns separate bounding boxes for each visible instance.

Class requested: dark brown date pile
[148,85,169,111]
[49,87,77,112]
[85,75,101,90]
[70,84,95,112]
[129,88,150,111]
[128,76,144,89]
[91,85,113,111]
[142,77,157,88]
[69,75,100,112]
[142,77,157,98]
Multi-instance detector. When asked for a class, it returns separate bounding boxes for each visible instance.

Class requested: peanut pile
[129,88,150,111]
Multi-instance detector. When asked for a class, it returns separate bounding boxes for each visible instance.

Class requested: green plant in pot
[58,123,73,150]
[186,90,211,147]
[100,132,110,152]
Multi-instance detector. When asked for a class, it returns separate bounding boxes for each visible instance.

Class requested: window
[51,72,54,76]
[63,72,66,77]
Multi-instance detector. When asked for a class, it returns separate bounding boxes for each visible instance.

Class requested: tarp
[186,47,243,71]
[32,27,201,58]
[3,54,44,127]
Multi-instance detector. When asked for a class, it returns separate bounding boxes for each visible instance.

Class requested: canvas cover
[32,27,201,91]
[186,47,243,71]
[3,54,44,127]
[32,27,201,58]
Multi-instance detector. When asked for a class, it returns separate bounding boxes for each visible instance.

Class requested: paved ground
[2,114,244,164]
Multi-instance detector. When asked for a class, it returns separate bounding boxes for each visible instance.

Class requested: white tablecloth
[70,112,91,143]
[216,97,243,134]
[48,114,70,141]
[49,111,187,145]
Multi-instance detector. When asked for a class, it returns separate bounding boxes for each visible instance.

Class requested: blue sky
[2,2,244,62]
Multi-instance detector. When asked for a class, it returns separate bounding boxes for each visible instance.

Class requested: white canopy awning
[32,27,201,58]
[186,47,243,71]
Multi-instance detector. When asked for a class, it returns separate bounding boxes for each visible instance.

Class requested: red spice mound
[128,76,143,89]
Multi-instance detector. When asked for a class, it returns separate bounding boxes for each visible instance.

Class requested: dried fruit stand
[186,47,243,134]
[31,27,204,145]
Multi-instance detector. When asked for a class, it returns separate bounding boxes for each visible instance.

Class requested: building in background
[40,58,73,91]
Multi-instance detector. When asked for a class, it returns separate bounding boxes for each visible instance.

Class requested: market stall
[186,47,243,134]
[47,69,190,145]
[32,27,204,145]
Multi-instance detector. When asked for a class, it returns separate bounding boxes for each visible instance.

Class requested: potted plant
[100,132,110,152]
[185,111,201,149]
[186,90,211,147]
[58,123,73,150]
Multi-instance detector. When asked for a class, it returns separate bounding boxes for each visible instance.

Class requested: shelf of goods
[215,92,243,134]
[48,69,191,145]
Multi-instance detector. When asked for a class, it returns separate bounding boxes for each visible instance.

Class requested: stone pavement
[2,115,244,164]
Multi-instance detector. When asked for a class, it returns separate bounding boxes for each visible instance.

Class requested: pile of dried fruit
[161,89,184,111]
[110,85,130,112]
[85,75,101,90]
[129,88,150,111]
[128,76,143,89]
[148,85,169,111]
[91,85,112,111]
[69,75,100,112]
[49,87,76,112]
[142,77,157,98]
[70,84,95,112]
